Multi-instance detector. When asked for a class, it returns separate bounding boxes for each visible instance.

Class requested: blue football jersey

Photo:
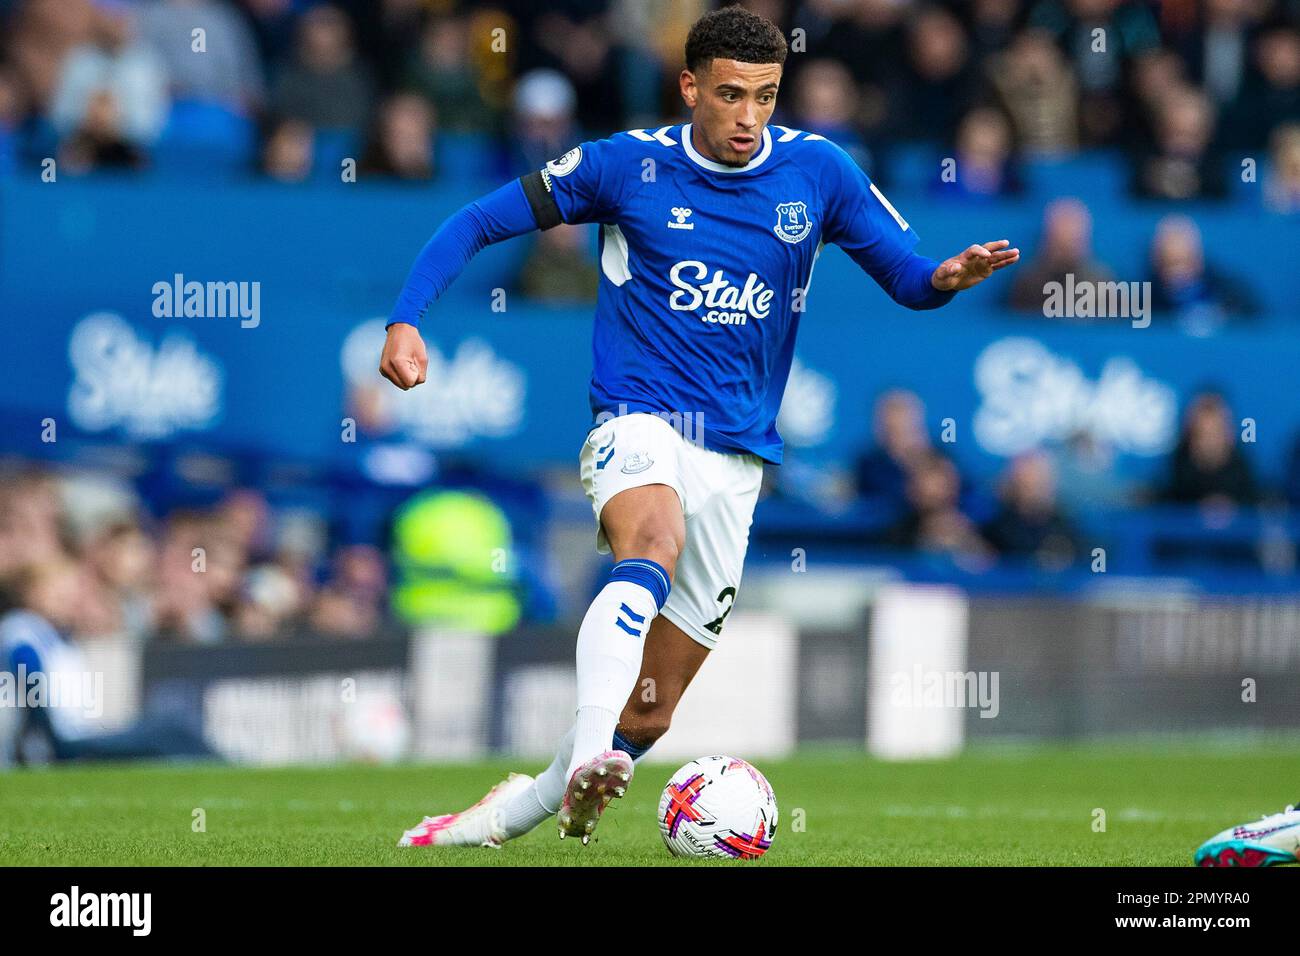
[520,123,947,464]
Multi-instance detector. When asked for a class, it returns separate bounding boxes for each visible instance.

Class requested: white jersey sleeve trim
[869,182,911,232]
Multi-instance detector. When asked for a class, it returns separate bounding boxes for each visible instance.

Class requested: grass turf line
[1,744,1296,866]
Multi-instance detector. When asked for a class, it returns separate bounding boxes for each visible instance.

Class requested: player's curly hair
[685,5,788,73]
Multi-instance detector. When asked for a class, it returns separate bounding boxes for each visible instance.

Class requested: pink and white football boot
[398,772,534,848]
[557,750,633,845]
[1195,801,1300,867]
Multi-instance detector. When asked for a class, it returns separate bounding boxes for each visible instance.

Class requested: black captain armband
[519,170,563,231]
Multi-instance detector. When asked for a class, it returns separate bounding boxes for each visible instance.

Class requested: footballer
[380,5,1019,848]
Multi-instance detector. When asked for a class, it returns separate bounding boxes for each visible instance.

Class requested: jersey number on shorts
[703,586,737,636]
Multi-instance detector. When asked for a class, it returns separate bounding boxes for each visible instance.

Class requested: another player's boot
[1194,801,1300,866]
[557,750,633,845]
[398,772,535,848]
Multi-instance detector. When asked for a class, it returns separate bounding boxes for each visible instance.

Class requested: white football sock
[500,724,575,839]
[565,578,661,780]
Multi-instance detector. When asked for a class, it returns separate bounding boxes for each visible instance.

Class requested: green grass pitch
[2,741,1297,866]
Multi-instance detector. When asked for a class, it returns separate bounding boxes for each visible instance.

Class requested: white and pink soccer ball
[658,755,778,859]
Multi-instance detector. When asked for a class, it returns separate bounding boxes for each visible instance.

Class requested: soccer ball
[658,755,777,859]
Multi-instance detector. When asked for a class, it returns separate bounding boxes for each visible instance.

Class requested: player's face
[680,59,782,167]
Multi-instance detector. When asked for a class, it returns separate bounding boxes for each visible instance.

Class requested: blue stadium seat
[885,143,943,192]
[153,99,257,179]
[311,128,361,181]
[436,132,501,181]
[1022,151,1129,200]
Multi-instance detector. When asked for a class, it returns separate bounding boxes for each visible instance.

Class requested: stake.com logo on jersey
[668,260,773,326]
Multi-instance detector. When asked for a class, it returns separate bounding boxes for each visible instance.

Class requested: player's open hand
[379,322,428,390]
[931,240,1020,292]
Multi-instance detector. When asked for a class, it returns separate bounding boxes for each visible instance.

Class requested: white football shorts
[579,412,764,650]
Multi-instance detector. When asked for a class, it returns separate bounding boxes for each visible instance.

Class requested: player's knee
[615,529,680,580]
[636,533,681,579]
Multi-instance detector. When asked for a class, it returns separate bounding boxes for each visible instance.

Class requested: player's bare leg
[613,614,710,759]
[557,483,684,843]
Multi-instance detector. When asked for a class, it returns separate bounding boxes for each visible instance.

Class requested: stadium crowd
[1,0,1296,327]
[2,0,1299,645]
[0,470,392,643]
[0,0,1295,197]
[845,385,1281,571]
[0,379,1292,645]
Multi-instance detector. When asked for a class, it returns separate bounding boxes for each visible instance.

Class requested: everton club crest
[773,201,813,244]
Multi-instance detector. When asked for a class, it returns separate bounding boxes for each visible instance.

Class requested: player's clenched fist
[379,322,428,390]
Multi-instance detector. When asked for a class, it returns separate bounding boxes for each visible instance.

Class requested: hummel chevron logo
[667,207,694,230]
[595,441,615,470]
[615,602,646,637]
[627,126,677,147]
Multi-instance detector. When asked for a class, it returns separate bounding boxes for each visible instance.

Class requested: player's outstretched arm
[379,177,541,390]
[820,140,1019,309]
[929,240,1020,292]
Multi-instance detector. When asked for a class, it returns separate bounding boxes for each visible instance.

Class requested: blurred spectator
[0,472,64,584]
[791,58,873,171]
[607,0,669,125]
[135,0,265,111]
[83,520,155,641]
[886,6,979,144]
[49,5,168,149]
[964,0,1024,65]
[219,488,273,562]
[260,115,314,182]
[510,68,579,175]
[1,559,214,762]
[1160,390,1258,508]
[795,0,906,97]
[359,92,435,180]
[1148,215,1259,334]
[240,0,301,66]
[270,4,374,131]
[1009,197,1115,314]
[520,224,599,303]
[934,105,1022,200]
[884,450,992,563]
[1134,85,1227,199]
[5,0,97,111]
[855,389,938,512]
[342,0,428,91]
[530,4,624,134]
[1028,0,1161,145]
[981,450,1079,569]
[1220,22,1300,151]
[1264,121,1300,213]
[153,511,237,644]
[402,15,499,136]
[1124,47,1190,156]
[232,563,304,640]
[310,545,387,638]
[1176,0,1258,108]
[0,465,409,646]
[1050,429,1133,512]
[0,68,25,177]
[58,88,146,172]
[988,27,1080,155]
